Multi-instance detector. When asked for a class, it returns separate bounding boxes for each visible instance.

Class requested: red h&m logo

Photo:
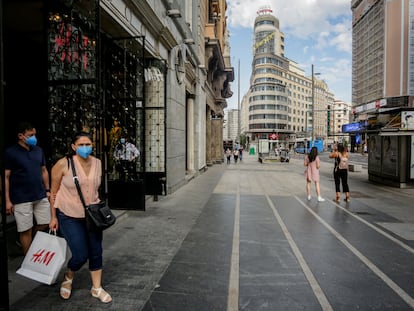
[31,249,56,266]
[53,22,91,71]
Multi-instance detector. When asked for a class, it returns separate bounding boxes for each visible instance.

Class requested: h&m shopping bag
[17,231,67,285]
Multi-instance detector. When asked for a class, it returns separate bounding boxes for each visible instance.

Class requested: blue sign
[342,121,367,133]
[355,133,361,144]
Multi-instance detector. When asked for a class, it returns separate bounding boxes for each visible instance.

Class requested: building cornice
[102,0,186,51]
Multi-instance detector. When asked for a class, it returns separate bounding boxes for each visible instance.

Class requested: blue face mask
[120,138,126,144]
[76,146,93,159]
[25,135,37,146]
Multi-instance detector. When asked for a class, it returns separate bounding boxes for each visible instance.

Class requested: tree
[239,134,247,147]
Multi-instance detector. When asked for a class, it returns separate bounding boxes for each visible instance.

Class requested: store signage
[257,6,273,15]
[145,67,164,82]
[52,21,92,71]
[269,133,278,140]
[342,121,368,133]
[254,32,275,50]
[401,111,414,130]
[355,99,386,114]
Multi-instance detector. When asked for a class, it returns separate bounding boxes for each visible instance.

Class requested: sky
[225,0,353,110]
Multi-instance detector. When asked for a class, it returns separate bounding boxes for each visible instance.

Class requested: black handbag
[70,157,116,230]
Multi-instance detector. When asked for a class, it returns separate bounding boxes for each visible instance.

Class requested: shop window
[144,64,166,172]
[47,2,99,163]
[103,37,145,182]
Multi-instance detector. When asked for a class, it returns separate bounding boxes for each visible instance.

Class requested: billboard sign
[401,111,414,130]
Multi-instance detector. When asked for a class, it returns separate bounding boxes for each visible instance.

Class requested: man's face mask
[25,135,37,146]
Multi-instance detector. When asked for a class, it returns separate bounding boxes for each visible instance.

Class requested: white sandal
[60,274,73,300]
[91,287,112,303]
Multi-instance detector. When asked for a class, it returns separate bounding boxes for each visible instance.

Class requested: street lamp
[237,59,240,142]
[305,111,308,140]
[311,64,321,147]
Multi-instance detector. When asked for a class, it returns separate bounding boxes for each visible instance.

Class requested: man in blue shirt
[4,122,51,254]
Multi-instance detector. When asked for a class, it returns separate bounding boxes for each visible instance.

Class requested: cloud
[226,0,353,103]
[227,0,352,54]
[329,20,352,53]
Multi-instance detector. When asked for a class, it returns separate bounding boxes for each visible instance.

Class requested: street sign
[269,133,278,140]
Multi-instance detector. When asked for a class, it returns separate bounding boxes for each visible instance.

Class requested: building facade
[351,0,414,186]
[226,109,239,145]
[352,0,414,116]
[243,7,333,151]
[246,7,292,148]
[0,0,233,198]
[204,0,234,165]
[313,79,335,143]
[328,100,352,145]
[0,0,234,305]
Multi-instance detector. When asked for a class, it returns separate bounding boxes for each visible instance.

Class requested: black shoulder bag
[69,157,116,230]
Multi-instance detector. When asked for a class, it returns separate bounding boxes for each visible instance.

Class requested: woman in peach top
[304,146,325,202]
[49,132,112,303]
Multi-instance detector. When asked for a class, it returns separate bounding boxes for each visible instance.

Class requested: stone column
[206,106,212,166]
[186,96,195,173]
[211,118,224,163]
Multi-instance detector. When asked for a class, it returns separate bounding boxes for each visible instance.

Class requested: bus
[294,139,324,154]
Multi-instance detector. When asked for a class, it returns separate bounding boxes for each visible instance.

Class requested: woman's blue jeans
[57,209,103,271]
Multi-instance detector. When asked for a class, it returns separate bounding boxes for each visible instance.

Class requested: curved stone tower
[247,6,293,149]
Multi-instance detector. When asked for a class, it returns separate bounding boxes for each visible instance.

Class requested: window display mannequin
[109,119,122,175]
[113,134,140,181]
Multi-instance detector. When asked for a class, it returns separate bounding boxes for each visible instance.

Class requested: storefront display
[142,60,167,196]
[43,0,168,204]
[47,2,99,163]
[102,37,145,180]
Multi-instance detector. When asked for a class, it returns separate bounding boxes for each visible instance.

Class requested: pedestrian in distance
[329,143,350,202]
[304,146,325,202]
[4,122,51,254]
[225,148,232,164]
[49,131,112,303]
[233,149,239,163]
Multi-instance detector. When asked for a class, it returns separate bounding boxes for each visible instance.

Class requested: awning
[378,130,414,136]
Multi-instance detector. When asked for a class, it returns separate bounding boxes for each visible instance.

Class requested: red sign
[53,21,91,71]
[31,249,56,266]
[269,133,278,140]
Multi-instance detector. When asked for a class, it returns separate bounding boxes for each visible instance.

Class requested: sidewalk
[7,161,225,310]
[6,153,414,310]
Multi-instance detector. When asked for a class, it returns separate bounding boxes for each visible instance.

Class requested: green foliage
[239,134,246,146]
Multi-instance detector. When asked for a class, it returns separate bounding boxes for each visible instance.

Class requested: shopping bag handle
[48,229,58,236]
